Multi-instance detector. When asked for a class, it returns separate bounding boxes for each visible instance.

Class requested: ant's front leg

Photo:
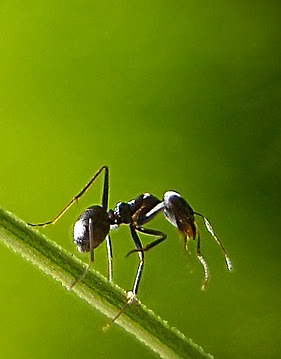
[136,201,165,226]
[195,225,209,290]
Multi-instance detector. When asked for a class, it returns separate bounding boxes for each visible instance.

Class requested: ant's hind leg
[28,165,109,227]
[68,218,95,290]
[106,235,113,283]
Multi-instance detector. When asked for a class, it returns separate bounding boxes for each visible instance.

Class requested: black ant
[28,165,232,324]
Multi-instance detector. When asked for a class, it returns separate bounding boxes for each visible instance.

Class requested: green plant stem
[0,208,213,359]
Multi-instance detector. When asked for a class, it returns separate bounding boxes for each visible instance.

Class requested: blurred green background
[0,1,280,358]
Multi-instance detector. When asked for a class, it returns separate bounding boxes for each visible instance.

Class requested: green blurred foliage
[0,1,280,358]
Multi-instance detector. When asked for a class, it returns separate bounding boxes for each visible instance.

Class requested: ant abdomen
[73,206,110,252]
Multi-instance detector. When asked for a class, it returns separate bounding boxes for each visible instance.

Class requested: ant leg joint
[102,290,138,331]
[125,290,138,304]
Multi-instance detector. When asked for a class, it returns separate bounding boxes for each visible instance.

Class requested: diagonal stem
[0,207,213,359]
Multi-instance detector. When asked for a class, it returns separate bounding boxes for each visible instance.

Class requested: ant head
[73,206,110,252]
[163,191,196,239]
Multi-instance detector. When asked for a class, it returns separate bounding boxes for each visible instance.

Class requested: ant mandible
[28,166,232,323]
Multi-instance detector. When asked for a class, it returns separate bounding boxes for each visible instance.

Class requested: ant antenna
[195,212,232,271]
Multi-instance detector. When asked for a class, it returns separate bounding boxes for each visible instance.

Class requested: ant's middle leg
[126,227,167,256]
[129,224,145,297]
[103,226,141,329]
[104,225,153,327]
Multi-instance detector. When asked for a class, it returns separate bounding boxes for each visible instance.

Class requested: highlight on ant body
[28,165,232,325]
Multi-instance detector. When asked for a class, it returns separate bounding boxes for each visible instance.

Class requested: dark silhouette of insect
[28,165,232,324]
